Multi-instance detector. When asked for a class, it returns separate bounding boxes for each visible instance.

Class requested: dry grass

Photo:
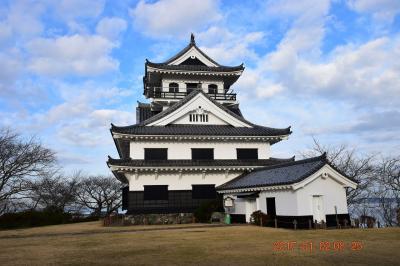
[0,222,399,265]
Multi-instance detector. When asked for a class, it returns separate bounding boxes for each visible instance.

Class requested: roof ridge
[146,34,244,68]
[249,153,327,173]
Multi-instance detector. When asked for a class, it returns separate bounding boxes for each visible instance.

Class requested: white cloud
[23,83,135,147]
[269,36,400,105]
[347,0,400,23]
[0,21,12,46]
[237,0,400,109]
[96,17,127,40]
[0,48,23,95]
[199,27,264,64]
[53,0,105,20]
[5,0,45,38]
[130,0,222,38]
[27,34,119,76]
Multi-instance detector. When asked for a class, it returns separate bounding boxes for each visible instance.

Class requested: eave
[111,132,289,144]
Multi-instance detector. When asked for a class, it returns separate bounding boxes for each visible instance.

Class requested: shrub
[250,211,271,226]
[194,200,222,223]
[0,210,72,229]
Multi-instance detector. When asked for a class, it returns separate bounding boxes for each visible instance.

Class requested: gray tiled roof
[146,61,244,72]
[145,34,244,72]
[217,154,334,190]
[152,33,239,68]
[107,157,294,168]
[111,124,291,137]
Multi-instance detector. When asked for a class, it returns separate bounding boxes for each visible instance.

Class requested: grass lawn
[0,222,399,265]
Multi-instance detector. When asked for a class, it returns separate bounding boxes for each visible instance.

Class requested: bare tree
[76,175,122,217]
[28,171,80,213]
[301,138,375,206]
[375,157,400,226]
[0,128,55,214]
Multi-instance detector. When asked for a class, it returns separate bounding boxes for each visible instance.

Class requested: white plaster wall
[245,199,257,222]
[126,170,243,191]
[258,190,298,216]
[162,78,224,94]
[130,141,271,160]
[223,195,257,222]
[230,198,246,215]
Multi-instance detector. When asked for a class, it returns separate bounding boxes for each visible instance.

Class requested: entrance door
[266,197,276,217]
[312,196,325,222]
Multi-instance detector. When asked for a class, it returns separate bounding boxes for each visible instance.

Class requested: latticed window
[169,82,179,93]
[208,84,217,94]
[189,113,208,122]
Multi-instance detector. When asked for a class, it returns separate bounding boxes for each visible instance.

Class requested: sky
[0,0,399,175]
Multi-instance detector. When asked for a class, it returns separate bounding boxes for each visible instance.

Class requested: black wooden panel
[192,185,216,199]
[275,215,314,229]
[230,214,246,223]
[144,148,167,160]
[122,186,129,210]
[143,185,168,200]
[237,148,258,160]
[326,214,350,227]
[192,148,214,160]
[125,190,223,214]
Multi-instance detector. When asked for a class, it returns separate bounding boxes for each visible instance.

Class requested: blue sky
[0,0,399,175]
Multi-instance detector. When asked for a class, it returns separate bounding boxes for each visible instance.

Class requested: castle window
[144,185,168,200]
[208,84,217,94]
[144,148,168,160]
[192,148,214,160]
[169,82,179,93]
[192,185,216,199]
[237,149,258,160]
[186,83,199,94]
[189,113,208,123]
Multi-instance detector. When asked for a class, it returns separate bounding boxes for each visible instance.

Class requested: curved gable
[147,92,252,127]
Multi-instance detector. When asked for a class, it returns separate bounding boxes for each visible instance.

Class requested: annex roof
[216,154,357,191]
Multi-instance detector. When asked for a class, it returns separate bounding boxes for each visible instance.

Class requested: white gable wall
[147,93,251,127]
[294,166,350,216]
[169,46,218,67]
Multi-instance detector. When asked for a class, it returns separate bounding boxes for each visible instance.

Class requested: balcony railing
[144,87,236,101]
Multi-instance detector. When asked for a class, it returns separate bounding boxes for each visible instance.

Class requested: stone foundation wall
[123,213,194,225]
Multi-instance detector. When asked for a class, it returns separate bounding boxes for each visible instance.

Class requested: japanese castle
[108,34,357,226]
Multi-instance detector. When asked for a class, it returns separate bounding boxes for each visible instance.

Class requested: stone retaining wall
[123,213,194,225]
